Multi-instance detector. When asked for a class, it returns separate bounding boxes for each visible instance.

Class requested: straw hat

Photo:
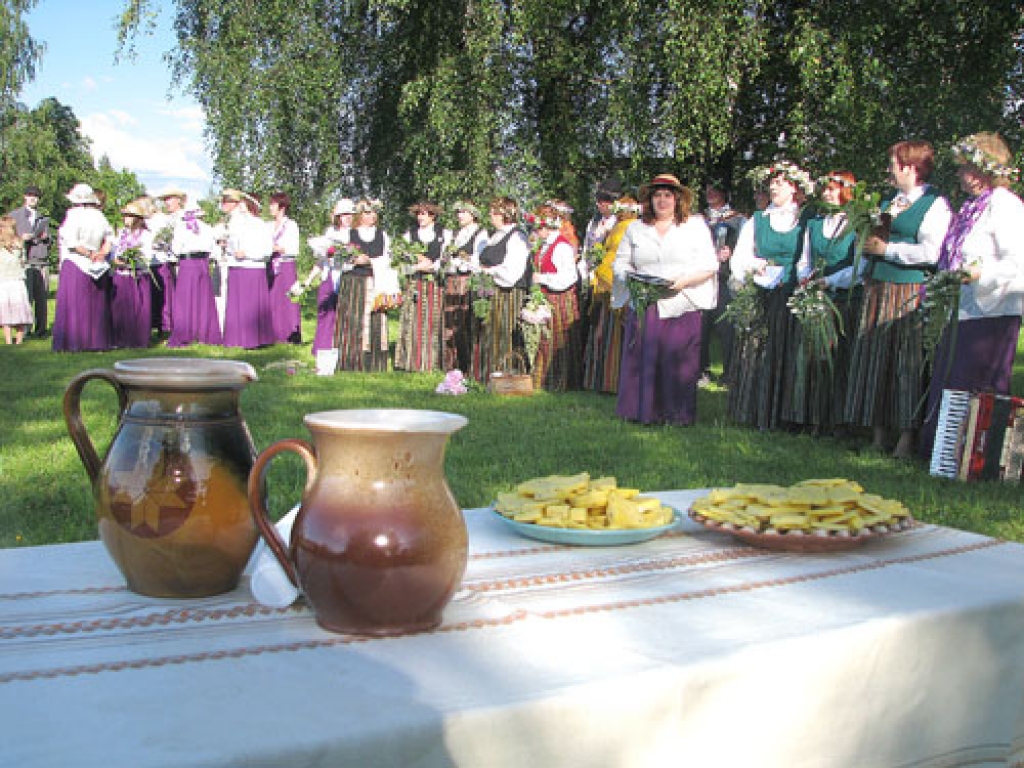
[638,173,686,199]
[157,187,187,200]
[332,198,356,216]
[121,201,149,218]
[66,183,99,206]
[220,188,245,203]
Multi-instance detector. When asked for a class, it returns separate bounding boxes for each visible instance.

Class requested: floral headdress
[546,200,575,218]
[528,205,563,229]
[453,200,481,220]
[748,161,815,196]
[611,199,642,216]
[817,173,855,190]
[355,198,383,214]
[951,137,1020,182]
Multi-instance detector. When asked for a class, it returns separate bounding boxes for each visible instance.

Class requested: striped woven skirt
[532,286,583,391]
[443,274,473,373]
[728,289,797,429]
[394,277,444,372]
[581,292,624,393]
[480,287,528,382]
[844,281,925,430]
[335,273,388,372]
[787,292,861,428]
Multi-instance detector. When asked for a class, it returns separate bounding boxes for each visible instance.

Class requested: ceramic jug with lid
[64,358,260,597]
[249,409,468,636]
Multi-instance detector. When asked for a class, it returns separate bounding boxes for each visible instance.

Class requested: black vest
[480,228,531,289]
[351,228,384,276]
[410,224,445,263]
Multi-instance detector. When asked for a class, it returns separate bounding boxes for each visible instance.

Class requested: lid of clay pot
[112,358,258,389]
[305,409,468,434]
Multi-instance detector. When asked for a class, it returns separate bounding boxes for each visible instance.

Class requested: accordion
[929,390,1024,482]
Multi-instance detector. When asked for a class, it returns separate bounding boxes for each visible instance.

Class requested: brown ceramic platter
[687,508,914,553]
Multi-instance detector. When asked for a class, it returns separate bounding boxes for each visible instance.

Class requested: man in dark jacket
[9,185,51,337]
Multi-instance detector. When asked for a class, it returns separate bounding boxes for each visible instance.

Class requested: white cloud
[157,104,206,134]
[82,77,98,92]
[80,110,212,192]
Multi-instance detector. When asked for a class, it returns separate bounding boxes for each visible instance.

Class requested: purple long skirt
[222,267,274,349]
[918,314,1022,458]
[311,278,338,354]
[167,258,223,347]
[268,260,302,343]
[110,271,152,349]
[616,306,703,426]
[52,260,112,352]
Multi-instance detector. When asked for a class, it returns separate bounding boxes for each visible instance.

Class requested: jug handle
[248,439,318,588]
[63,369,129,485]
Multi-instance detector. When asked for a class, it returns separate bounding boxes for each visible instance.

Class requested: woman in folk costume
[478,197,532,381]
[335,198,392,371]
[614,174,717,425]
[221,190,276,349]
[266,192,302,344]
[395,201,451,372]
[52,183,115,352]
[787,171,862,431]
[167,201,223,347]
[0,217,33,345]
[582,196,640,393]
[845,140,952,457]
[918,132,1024,459]
[530,203,584,391]
[150,188,186,337]
[109,201,155,349]
[727,161,815,430]
[445,201,488,373]
[302,198,355,355]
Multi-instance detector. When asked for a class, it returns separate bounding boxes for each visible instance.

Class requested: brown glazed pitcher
[64,358,260,597]
[249,409,469,636]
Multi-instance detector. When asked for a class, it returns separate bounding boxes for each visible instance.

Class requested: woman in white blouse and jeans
[918,132,1024,458]
[613,174,717,425]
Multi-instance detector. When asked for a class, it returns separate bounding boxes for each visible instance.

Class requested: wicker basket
[488,351,533,396]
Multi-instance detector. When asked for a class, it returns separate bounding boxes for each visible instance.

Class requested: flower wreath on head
[546,200,575,218]
[748,160,815,196]
[817,173,855,190]
[611,200,642,216]
[525,211,563,229]
[356,198,383,214]
[951,138,1021,182]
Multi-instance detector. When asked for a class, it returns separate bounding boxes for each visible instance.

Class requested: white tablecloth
[3,489,1024,767]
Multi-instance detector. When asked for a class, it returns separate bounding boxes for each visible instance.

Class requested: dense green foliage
[0,0,43,109]
[0,98,146,237]
[116,0,1023,224]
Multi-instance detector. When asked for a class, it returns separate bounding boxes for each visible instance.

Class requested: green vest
[807,217,856,276]
[870,188,940,284]
[753,209,807,288]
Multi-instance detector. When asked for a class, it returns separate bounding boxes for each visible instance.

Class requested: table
[3,489,1024,767]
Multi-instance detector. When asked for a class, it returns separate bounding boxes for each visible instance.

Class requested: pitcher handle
[63,368,128,485]
[248,439,318,588]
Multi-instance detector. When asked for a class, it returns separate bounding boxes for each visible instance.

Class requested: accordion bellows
[930,390,1024,482]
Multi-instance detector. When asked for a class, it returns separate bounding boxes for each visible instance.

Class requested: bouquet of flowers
[332,243,364,268]
[390,239,430,286]
[117,246,157,285]
[287,281,307,304]
[816,181,886,295]
[626,272,671,341]
[435,369,470,396]
[919,267,970,366]
[585,242,607,273]
[720,274,767,342]
[787,273,844,368]
[520,285,553,367]
[152,224,175,254]
[469,272,496,322]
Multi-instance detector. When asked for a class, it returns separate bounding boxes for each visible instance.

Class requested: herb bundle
[719,274,767,342]
[787,279,843,368]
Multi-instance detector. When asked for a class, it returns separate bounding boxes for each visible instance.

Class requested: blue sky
[18,0,214,203]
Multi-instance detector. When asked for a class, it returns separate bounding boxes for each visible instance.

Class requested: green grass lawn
[2,302,1022,548]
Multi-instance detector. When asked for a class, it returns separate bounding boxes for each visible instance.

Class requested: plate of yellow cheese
[688,478,914,552]
[491,472,680,546]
